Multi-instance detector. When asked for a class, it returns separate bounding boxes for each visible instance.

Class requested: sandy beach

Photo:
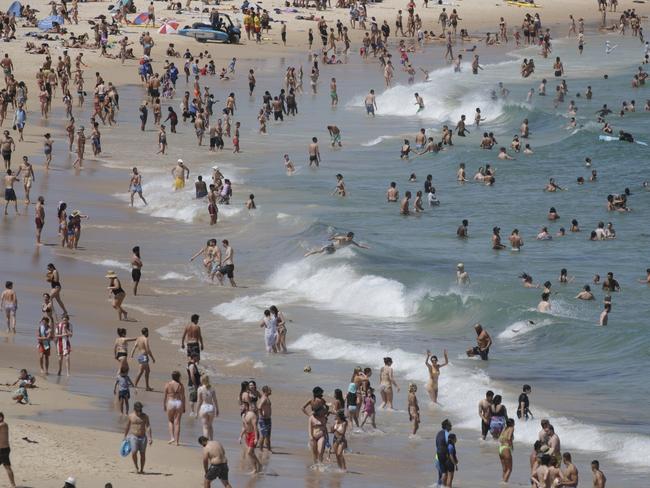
[2,0,650,486]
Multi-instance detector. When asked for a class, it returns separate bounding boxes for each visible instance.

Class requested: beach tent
[7,1,22,17]
[132,12,149,25]
[158,20,180,34]
[37,15,64,31]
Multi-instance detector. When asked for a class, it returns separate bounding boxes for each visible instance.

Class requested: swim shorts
[129,435,147,454]
[258,417,272,437]
[206,462,229,481]
[0,447,10,466]
[187,342,200,359]
[245,431,256,448]
[4,188,16,202]
[220,264,234,279]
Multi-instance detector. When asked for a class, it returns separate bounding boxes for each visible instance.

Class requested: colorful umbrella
[131,12,148,25]
[158,20,180,34]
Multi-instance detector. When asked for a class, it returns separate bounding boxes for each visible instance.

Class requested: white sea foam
[361,135,396,147]
[349,61,520,123]
[159,272,193,281]
[89,258,131,271]
[265,258,422,319]
[291,332,650,468]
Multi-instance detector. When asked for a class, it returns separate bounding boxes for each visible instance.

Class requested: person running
[106,271,128,321]
[124,401,152,474]
[131,327,155,391]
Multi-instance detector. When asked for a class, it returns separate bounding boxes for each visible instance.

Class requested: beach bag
[120,438,131,457]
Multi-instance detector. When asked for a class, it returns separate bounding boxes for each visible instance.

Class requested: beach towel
[37,15,64,31]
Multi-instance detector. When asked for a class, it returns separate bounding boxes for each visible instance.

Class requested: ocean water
[95,34,650,477]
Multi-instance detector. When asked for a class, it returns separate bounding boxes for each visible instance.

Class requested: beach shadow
[138,472,172,476]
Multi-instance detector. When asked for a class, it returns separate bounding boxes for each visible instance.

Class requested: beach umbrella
[132,12,148,25]
[158,20,180,34]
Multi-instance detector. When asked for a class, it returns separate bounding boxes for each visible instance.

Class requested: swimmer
[283,154,295,174]
[456,263,470,285]
[575,285,594,300]
[537,292,551,312]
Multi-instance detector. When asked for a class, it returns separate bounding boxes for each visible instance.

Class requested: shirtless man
[0,412,16,488]
[308,137,321,167]
[559,452,579,487]
[364,89,377,117]
[131,328,155,391]
[509,229,524,250]
[492,227,506,250]
[1,132,15,170]
[386,182,399,202]
[591,460,606,488]
[35,196,45,244]
[467,323,492,360]
[478,390,494,440]
[199,437,232,488]
[181,314,204,360]
[124,401,152,474]
[0,282,17,333]
[4,169,19,215]
[216,240,237,287]
[172,159,190,191]
[329,232,369,249]
[457,219,469,238]
[239,402,261,473]
[257,386,272,452]
[400,191,411,215]
[15,157,35,204]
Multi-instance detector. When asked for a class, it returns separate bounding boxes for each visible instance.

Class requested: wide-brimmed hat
[71,210,80,217]
[105,271,118,279]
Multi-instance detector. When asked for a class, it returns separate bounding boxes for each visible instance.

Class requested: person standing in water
[129,168,147,207]
[425,349,448,403]
[1,282,17,333]
[379,357,399,409]
[467,323,492,360]
[131,246,143,296]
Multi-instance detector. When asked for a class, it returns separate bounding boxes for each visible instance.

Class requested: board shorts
[245,431,256,448]
[206,462,229,482]
[131,268,141,283]
[129,435,147,454]
[219,264,234,279]
[4,188,16,202]
[259,417,272,437]
[0,447,10,466]
[187,342,200,359]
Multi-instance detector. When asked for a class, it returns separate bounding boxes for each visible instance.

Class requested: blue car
[178,14,241,44]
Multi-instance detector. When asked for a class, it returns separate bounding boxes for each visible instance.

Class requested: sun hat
[105,271,118,279]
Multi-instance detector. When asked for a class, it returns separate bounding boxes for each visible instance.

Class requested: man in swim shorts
[124,401,152,474]
[171,159,190,191]
[466,323,492,360]
[239,402,261,473]
[364,89,377,117]
[199,436,232,487]
[181,314,204,360]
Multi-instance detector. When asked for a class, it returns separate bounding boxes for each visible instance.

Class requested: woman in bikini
[498,418,515,482]
[330,410,348,471]
[113,327,136,374]
[190,239,220,279]
[131,246,143,296]
[106,271,127,321]
[425,349,448,403]
[270,305,287,353]
[308,405,328,465]
[46,263,68,316]
[163,370,186,445]
[379,357,399,409]
[41,293,55,325]
[196,374,219,440]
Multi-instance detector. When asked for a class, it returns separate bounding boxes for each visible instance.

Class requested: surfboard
[506,1,542,8]
[599,134,648,146]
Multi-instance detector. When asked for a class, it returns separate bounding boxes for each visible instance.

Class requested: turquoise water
[94,34,650,474]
